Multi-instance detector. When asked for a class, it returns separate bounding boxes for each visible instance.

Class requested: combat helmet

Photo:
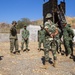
[12,21,17,24]
[46,13,52,18]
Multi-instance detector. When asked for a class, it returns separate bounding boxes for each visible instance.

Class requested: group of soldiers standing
[9,13,74,68]
[38,13,74,68]
[10,21,29,55]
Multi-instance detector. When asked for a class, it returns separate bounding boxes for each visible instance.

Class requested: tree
[17,18,31,29]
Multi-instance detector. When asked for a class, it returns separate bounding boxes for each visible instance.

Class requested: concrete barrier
[0,25,41,42]
[0,25,75,42]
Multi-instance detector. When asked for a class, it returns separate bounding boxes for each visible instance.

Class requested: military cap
[62,20,67,24]
[46,13,52,18]
[24,24,27,27]
[40,25,43,28]
[12,21,17,24]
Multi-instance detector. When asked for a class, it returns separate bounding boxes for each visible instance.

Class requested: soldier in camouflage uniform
[21,25,29,51]
[62,21,74,58]
[43,13,58,68]
[38,25,45,51]
[9,21,20,55]
[55,24,62,54]
[67,24,74,58]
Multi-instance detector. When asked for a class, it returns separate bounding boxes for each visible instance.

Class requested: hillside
[66,16,75,28]
[32,16,75,28]
[0,16,75,30]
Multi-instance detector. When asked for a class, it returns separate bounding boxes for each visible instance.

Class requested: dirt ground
[0,42,75,75]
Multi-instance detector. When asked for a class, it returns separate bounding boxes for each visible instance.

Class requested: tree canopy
[17,18,31,29]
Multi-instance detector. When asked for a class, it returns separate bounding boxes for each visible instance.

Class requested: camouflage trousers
[10,39,18,53]
[38,39,45,49]
[64,39,72,56]
[56,39,61,53]
[21,39,29,50]
[44,38,57,62]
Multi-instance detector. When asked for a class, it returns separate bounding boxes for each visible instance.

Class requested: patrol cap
[62,20,67,24]
[46,13,52,18]
[12,21,17,24]
[24,24,27,27]
[40,25,43,28]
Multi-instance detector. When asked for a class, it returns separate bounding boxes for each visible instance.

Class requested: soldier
[67,24,74,58]
[62,21,74,58]
[43,13,58,68]
[21,25,29,52]
[38,25,45,51]
[9,21,20,55]
[55,24,62,54]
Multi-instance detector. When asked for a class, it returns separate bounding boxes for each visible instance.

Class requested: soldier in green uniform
[55,24,62,54]
[9,21,20,55]
[38,25,45,51]
[62,21,74,58]
[21,25,29,51]
[43,13,58,68]
[67,24,74,58]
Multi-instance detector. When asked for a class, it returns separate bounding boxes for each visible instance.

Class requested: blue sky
[0,0,75,24]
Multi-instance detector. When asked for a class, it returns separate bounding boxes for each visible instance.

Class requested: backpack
[11,27,17,36]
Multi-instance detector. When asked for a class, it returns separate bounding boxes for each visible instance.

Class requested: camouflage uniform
[21,25,29,51]
[44,13,58,66]
[68,24,74,57]
[9,21,19,54]
[38,25,45,50]
[63,21,74,57]
[55,26,61,53]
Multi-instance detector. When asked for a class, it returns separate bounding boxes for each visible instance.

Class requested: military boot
[16,51,20,55]
[40,62,49,69]
[10,51,14,55]
[52,60,56,67]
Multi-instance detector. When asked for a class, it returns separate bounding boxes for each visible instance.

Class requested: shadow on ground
[0,56,4,61]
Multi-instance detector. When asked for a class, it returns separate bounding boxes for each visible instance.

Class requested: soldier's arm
[44,25,51,36]
[26,30,29,39]
[50,29,58,38]
[51,26,59,37]
[10,26,13,32]
[54,28,59,36]
[69,29,74,38]
[22,30,24,38]
[67,27,74,38]
[38,30,40,38]
[28,30,29,37]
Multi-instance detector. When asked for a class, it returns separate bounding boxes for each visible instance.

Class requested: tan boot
[40,62,49,69]
[52,60,56,67]
[16,51,20,55]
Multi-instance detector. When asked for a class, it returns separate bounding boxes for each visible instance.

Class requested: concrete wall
[0,25,75,42]
[0,33,21,42]
[0,25,40,42]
